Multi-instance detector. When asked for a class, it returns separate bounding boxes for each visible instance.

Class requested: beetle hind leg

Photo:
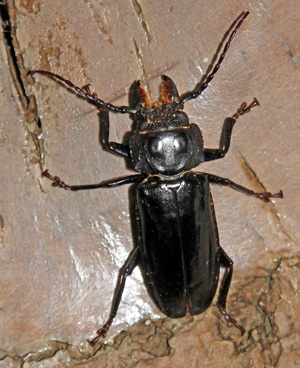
[216,247,245,335]
[89,246,140,345]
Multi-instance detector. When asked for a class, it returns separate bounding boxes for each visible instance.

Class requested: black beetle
[31,11,283,344]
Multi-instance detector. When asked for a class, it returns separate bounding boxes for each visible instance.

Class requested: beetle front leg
[207,174,283,202]
[203,117,236,162]
[99,109,131,157]
[78,88,131,158]
[89,246,140,345]
[216,247,245,335]
[204,98,259,162]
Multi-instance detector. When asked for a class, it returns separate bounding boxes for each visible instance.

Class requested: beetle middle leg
[207,174,283,202]
[216,247,245,335]
[89,246,140,345]
[42,170,146,191]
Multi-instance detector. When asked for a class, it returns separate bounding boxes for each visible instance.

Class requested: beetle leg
[204,98,259,162]
[203,117,236,161]
[206,174,283,202]
[42,170,146,191]
[98,109,131,157]
[217,247,245,335]
[89,246,140,345]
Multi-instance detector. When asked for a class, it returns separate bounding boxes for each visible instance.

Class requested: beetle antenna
[30,70,137,114]
[179,11,249,105]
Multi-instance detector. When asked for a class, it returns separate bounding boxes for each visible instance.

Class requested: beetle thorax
[129,76,205,175]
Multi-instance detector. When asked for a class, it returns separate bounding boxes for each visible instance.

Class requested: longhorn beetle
[32,11,283,344]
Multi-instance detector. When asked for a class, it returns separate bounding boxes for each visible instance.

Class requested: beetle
[31,11,283,344]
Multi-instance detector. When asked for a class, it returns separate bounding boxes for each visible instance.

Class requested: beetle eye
[175,111,189,126]
[139,120,149,131]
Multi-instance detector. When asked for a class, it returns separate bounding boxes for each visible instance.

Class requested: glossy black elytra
[31,11,283,344]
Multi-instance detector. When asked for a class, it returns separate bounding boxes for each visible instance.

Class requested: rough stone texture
[0,0,299,367]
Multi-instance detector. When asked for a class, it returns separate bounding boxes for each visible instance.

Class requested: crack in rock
[131,0,151,44]
[0,0,44,174]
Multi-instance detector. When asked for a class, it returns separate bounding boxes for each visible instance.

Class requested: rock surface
[0,1,299,367]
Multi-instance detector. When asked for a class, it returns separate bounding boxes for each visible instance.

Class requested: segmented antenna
[31,11,249,114]
[30,70,137,114]
[179,11,249,105]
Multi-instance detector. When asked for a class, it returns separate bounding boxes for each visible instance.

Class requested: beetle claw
[231,97,260,120]
[256,190,284,203]
[42,170,71,190]
[88,319,113,346]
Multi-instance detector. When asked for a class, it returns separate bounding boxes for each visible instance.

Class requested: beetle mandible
[31,11,283,344]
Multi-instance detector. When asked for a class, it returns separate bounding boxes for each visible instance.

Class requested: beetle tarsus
[42,170,71,190]
[256,190,283,203]
[217,304,245,335]
[88,319,113,346]
[232,98,260,120]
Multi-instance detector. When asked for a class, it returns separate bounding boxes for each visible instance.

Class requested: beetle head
[130,76,205,175]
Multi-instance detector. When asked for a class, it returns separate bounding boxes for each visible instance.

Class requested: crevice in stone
[0,1,28,108]
[234,147,296,247]
[0,215,4,246]
[0,0,44,172]
[131,0,151,44]
[234,147,266,192]
[133,37,151,99]
[222,257,295,365]
[0,319,175,365]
